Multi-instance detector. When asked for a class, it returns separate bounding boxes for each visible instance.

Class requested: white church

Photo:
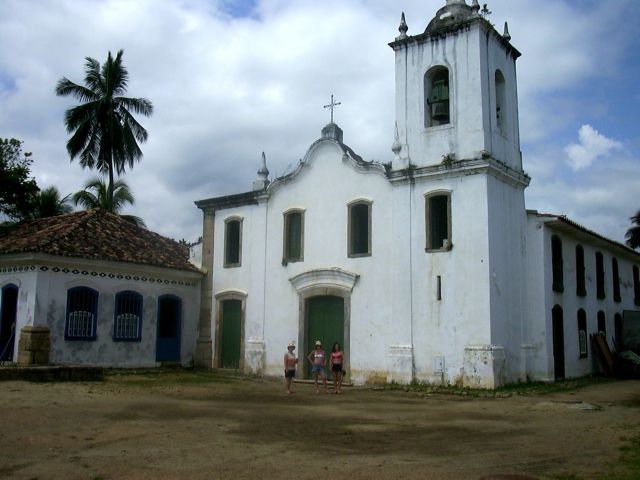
[1,0,639,388]
[191,0,640,388]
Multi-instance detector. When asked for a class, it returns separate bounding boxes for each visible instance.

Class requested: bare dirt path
[0,373,638,480]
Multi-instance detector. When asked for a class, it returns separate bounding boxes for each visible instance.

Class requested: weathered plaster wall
[525,216,640,380]
[394,22,520,170]
[1,258,200,367]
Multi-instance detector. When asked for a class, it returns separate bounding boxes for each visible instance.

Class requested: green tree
[0,138,40,220]
[72,176,145,227]
[55,49,153,211]
[626,211,640,250]
[29,186,73,219]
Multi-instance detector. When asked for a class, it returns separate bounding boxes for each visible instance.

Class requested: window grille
[577,309,587,358]
[65,287,98,340]
[113,291,142,341]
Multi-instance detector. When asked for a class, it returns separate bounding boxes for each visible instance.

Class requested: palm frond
[120,214,146,228]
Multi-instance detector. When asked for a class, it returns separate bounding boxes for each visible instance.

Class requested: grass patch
[380,375,612,398]
[496,376,613,396]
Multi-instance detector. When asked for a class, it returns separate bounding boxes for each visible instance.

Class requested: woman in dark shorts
[283,341,298,394]
[330,342,344,394]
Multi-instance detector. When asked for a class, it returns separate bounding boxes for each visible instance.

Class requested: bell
[432,101,449,122]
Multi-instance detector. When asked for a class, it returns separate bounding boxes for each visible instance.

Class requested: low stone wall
[17,326,50,366]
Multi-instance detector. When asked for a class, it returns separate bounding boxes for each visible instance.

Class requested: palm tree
[29,186,73,219]
[73,176,146,227]
[626,210,640,250]
[55,50,153,210]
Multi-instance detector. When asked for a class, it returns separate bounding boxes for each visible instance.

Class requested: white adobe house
[192,0,640,388]
[0,209,202,367]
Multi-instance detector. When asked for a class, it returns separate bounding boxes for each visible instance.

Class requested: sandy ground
[0,374,638,480]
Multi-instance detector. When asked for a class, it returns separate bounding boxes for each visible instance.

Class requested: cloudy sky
[1,0,638,244]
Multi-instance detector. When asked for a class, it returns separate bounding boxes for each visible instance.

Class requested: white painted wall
[0,257,201,367]
[393,21,521,169]
[524,214,640,380]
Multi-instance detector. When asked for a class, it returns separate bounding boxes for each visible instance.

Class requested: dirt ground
[0,373,638,480]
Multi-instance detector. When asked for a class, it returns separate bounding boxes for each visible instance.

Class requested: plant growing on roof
[441,153,455,168]
[55,50,153,213]
[72,176,145,227]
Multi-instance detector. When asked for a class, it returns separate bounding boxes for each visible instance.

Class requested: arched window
[551,235,563,293]
[595,252,605,299]
[348,200,372,257]
[425,67,450,127]
[577,309,587,358]
[612,258,621,303]
[495,70,506,131]
[113,291,143,341]
[575,245,586,297]
[614,312,623,351]
[283,209,304,263]
[634,266,640,306]
[425,192,452,252]
[597,311,606,338]
[224,217,243,268]
[65,287,98,340]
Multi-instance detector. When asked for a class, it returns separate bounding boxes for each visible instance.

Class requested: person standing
[284,341,298,394]
[330,342,344,394]
[307,340,328,394]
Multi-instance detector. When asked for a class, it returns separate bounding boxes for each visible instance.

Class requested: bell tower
[389,0,522,170]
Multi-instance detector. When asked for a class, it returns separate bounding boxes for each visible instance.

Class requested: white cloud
[0,0,638,243]
[565,125,622,171]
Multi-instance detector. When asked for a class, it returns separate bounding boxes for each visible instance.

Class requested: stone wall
[18,326,50,365]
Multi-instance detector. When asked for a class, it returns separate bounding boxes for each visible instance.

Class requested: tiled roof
[528,210,640,259]
[0,209,201,273]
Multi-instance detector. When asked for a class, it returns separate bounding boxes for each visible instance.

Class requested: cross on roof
[323,94,341,124]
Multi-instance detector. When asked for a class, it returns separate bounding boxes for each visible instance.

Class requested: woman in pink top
[330,342,344,394]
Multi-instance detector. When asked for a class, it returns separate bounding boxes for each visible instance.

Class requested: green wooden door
[220,299,241,369]
[306,296,344,378]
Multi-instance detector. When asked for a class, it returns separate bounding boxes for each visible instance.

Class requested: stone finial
[503,21,511,41]
[396,12,408,40]
[321,122,344,143]
[258,151,269,176]
[471,0,480,14]
[253,152,270,191]
[391,122,402,157]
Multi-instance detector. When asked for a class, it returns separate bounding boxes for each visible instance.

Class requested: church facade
[193,0,640,388]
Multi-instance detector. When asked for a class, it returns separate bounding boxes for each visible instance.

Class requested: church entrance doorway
[305,295,344,379]
[156,295,182,362]
[220,299,242,369]
[552,305,565,380]
[0,284,18,362]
